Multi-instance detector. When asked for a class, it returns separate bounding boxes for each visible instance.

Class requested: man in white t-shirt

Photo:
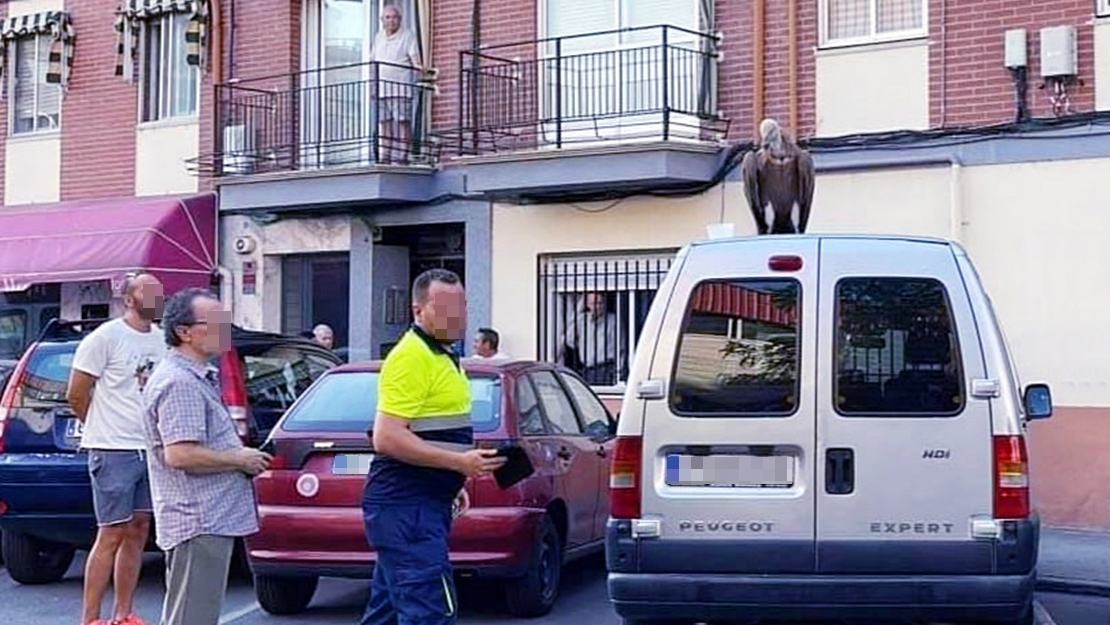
[67,273,167,625]
[471,327,511,361]
[370,4,423,164]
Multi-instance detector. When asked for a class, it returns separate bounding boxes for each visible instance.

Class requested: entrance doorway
[282,254,350,352]
[372,223,465,357]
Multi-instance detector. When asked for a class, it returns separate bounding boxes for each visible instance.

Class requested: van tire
[505,515,562,618]
[2,531,75,585]
[254,574,318,615]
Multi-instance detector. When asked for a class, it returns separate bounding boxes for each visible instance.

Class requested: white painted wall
[135,122,200,196]
[1095,20,1110,111]
[219,214,351,330]
[815,41,930,136]
[5,136,61,205]
[7,0,64,16]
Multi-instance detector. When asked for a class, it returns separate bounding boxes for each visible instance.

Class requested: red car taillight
[609,435,642,519]
[993,435,1030,519]
[218,349,250,441]
[0,353,32,455]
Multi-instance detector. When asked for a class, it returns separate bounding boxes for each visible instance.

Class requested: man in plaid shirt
[141,288,272,625]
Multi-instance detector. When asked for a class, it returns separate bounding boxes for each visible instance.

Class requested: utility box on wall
[1040,25,1077,78]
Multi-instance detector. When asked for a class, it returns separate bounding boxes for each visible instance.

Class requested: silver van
[607,234,1053,625]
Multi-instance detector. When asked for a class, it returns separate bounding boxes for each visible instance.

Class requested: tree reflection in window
[671,279,800,415]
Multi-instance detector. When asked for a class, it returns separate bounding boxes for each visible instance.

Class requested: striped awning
[115,0,209,82]
[0,11,75,93]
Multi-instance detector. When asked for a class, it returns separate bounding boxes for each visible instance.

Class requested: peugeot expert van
[606,234,1052,625]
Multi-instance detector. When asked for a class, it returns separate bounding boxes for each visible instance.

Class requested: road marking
[1033,600,1056,625]
[218,601,261,625]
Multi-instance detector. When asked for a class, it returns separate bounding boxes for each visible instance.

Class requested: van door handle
[596,446,608,458]
[556,447,573,460]
[825,448,854,495]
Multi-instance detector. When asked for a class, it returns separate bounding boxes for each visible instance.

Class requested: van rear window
[834,277,964,415]
[670,279,800,416]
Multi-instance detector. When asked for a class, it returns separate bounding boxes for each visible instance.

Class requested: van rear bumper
[608,571,1035,623]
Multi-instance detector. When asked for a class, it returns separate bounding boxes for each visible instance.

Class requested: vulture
[740,118,816,235]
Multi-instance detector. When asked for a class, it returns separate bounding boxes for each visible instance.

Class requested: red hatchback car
[248,358,618,618]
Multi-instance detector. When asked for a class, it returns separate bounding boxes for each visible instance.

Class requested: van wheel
[505,515,562,618]
[2,531,75,584]
[254,574,318,615]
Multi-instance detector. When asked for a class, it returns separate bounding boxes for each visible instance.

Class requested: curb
[1036,576,1110,597]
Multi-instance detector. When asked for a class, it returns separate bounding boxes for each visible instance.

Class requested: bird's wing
[795,148,815,233]
[741,149,767,234]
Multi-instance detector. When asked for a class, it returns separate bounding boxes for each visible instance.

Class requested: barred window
[820,0,925,47]
[537,251,676,388]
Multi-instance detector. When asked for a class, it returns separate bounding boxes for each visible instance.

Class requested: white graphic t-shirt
[72,318,167,450]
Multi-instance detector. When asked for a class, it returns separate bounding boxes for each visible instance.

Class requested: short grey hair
[162,287,218,347]
[411,268,461,305]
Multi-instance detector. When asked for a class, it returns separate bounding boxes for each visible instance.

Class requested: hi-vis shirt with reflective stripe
[367,325,475,505]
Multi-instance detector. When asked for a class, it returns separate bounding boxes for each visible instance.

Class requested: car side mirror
[607,414,618,436]
[1023,383,1052,420]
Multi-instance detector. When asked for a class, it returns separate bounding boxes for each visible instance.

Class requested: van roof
[688,233,957,248]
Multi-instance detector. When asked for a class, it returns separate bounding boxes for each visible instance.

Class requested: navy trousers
[360,502,458,625]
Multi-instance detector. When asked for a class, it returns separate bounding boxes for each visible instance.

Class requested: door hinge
[636,379,665,400]
[971,379,1000,398]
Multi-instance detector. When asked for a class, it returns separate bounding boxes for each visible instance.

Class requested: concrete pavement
[1037,526,1110,597]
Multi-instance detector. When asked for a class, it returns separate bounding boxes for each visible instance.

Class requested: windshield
[280,371,502,434]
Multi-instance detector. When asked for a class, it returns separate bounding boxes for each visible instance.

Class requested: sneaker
[113,616,153,625]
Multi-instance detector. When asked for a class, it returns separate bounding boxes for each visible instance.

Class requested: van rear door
[814,238,994,574]
[637,238,818,574]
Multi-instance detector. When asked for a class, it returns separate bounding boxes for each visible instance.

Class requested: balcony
[198,60,439,213]
[447,25,730,199]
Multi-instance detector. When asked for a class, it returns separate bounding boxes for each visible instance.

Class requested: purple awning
[0,192,217,295]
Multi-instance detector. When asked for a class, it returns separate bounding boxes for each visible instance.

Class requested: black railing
[197,60,438,177]
[537,253,676,388]
[455,25,728,155]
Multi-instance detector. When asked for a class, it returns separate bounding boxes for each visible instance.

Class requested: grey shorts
[379,96,412,122]
[88,449,153,526]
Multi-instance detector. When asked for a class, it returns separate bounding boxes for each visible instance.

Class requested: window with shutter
[10,34,61,135]
[141,13,200,122]
[819,0,925,48]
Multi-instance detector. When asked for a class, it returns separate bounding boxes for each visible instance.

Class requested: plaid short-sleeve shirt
[141,350,259,551]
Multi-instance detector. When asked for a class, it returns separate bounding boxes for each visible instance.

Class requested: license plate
[65,418,84,439]
[332,454,374,475]
[665,453,794,488]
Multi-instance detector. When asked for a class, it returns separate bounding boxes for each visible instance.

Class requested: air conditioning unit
[222,124,252,175]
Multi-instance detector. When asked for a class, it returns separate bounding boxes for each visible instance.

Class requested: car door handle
[825,448,855,495]
[556,447,573,460]
[596,447,608,458]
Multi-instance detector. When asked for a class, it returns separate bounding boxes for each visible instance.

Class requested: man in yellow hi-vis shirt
[360,268,507,625]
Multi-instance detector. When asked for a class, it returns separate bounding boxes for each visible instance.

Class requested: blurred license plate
[665,453,794,488]
[332,454,374,475]
[65,418,84,439]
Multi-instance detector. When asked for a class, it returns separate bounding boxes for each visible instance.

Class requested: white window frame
[817,0,928,49]
[139,13,201,123]
[1099,0,1110,17]
[537,249,677,390]
[8,34,61,136]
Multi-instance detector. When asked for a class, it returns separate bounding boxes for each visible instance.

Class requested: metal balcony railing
[198,60,437,177]
[453,24,728,156]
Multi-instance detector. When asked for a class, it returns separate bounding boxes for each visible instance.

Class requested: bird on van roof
[740,118,816,235]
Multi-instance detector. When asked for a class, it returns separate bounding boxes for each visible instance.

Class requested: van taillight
[0,353,31,454]
[218,351,250,441]
[993,435,1030,519]
[610,436,643,519]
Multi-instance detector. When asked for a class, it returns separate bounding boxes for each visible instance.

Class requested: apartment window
[1100,0,1110,17]
[819,0,926,48]
[10,35,60,134]
[537,251,675,388]
[141,13,199,122]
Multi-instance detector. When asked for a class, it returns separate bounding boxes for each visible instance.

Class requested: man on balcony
[371,4,423,164]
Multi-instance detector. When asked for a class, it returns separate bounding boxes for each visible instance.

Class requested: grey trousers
[160,535,235,625]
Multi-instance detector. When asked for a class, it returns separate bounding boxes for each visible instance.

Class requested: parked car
[607,234,1053,625]
[0,360,15,392]
[0,318,341,584]
[248,358,616,618]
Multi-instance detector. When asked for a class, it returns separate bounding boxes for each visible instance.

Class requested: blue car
[0,319,340,584]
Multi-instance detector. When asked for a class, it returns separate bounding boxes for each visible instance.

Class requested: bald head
[121,272,165,321]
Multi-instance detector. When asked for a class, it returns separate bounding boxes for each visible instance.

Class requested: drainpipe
[787,0,798,133]
[214,265,235,310]
[753,0,765,137]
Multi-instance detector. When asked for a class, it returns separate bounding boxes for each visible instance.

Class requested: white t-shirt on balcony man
[371,28,421,93]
